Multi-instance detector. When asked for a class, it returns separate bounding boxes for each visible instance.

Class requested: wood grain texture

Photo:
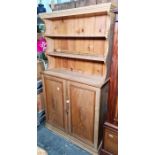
[43,19,52,35]
[40,4,116,154]
[98,82,109,147]
[113,97,118,124]
[44,13,115,81]
[45,37,54,53]
[47,52,106,62]
[44,77,66,131]
[107,21,118,125]
[42,68,106,88]
[104,13,115,81]
[102,123,118,155]
[44,34,106,39]
[48,57,106,77]
[101,17,118,155]
[44,15,110,38]
[42,71,110,154]
[45,37,108,57]
[39,3,114,19]
[68,82,96,145]
[94,15,107,37]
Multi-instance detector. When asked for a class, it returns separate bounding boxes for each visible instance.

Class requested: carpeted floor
[37,123,91,155]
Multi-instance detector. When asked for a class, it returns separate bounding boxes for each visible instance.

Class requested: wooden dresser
[40,3,115,155]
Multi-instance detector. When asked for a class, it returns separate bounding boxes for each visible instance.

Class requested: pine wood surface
[43,15,109,38]
[46,51,106,62]
[39,3,114,19]
[42,68,107,88]
[40,3,115,154]
[47,57,106,77]
[45,37,108,57]
[45,77,66,131]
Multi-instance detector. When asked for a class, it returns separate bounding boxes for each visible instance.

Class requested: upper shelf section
[41,14,110,38]
[39,3,115,20]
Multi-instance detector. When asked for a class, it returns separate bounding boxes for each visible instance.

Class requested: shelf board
[39,3,115,20]
[44,34,107,39]
[47,52,105,62]
[47,52,106,62]
[42,68,107,88]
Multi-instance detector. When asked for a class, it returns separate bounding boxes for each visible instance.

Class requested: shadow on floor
[37,123,91,155]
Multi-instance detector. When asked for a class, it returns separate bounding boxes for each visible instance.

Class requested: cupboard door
[67,82,97,145]
[44,76,66,131]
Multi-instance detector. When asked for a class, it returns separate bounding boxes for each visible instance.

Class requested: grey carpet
[37,123,91,155]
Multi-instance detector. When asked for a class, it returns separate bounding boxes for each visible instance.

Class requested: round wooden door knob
[57,87,60,91]
[66,100,70,103]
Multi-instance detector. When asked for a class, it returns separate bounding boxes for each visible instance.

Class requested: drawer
[103,128,118,155]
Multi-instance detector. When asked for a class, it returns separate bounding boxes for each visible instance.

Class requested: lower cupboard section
[42,74,109,154]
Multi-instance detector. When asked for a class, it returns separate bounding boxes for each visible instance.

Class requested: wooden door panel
[44,77,66,131]
[68,82,96,145]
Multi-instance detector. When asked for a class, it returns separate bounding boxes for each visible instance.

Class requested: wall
[37,0,71,13]
[37,0,52,13]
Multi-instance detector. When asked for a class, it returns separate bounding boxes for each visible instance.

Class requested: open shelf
[42,68,108,88]
[44,34,107,39]
[47,52,106,62]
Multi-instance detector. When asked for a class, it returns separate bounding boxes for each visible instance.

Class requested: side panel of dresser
[98,81,109,149]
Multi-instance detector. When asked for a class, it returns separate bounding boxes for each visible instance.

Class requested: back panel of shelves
[41,3,115,79]
[44,15,110,37]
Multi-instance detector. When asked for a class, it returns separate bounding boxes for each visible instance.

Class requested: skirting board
[45,123,102,155]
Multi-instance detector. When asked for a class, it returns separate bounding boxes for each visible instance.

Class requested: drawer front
[103,129,118,155]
